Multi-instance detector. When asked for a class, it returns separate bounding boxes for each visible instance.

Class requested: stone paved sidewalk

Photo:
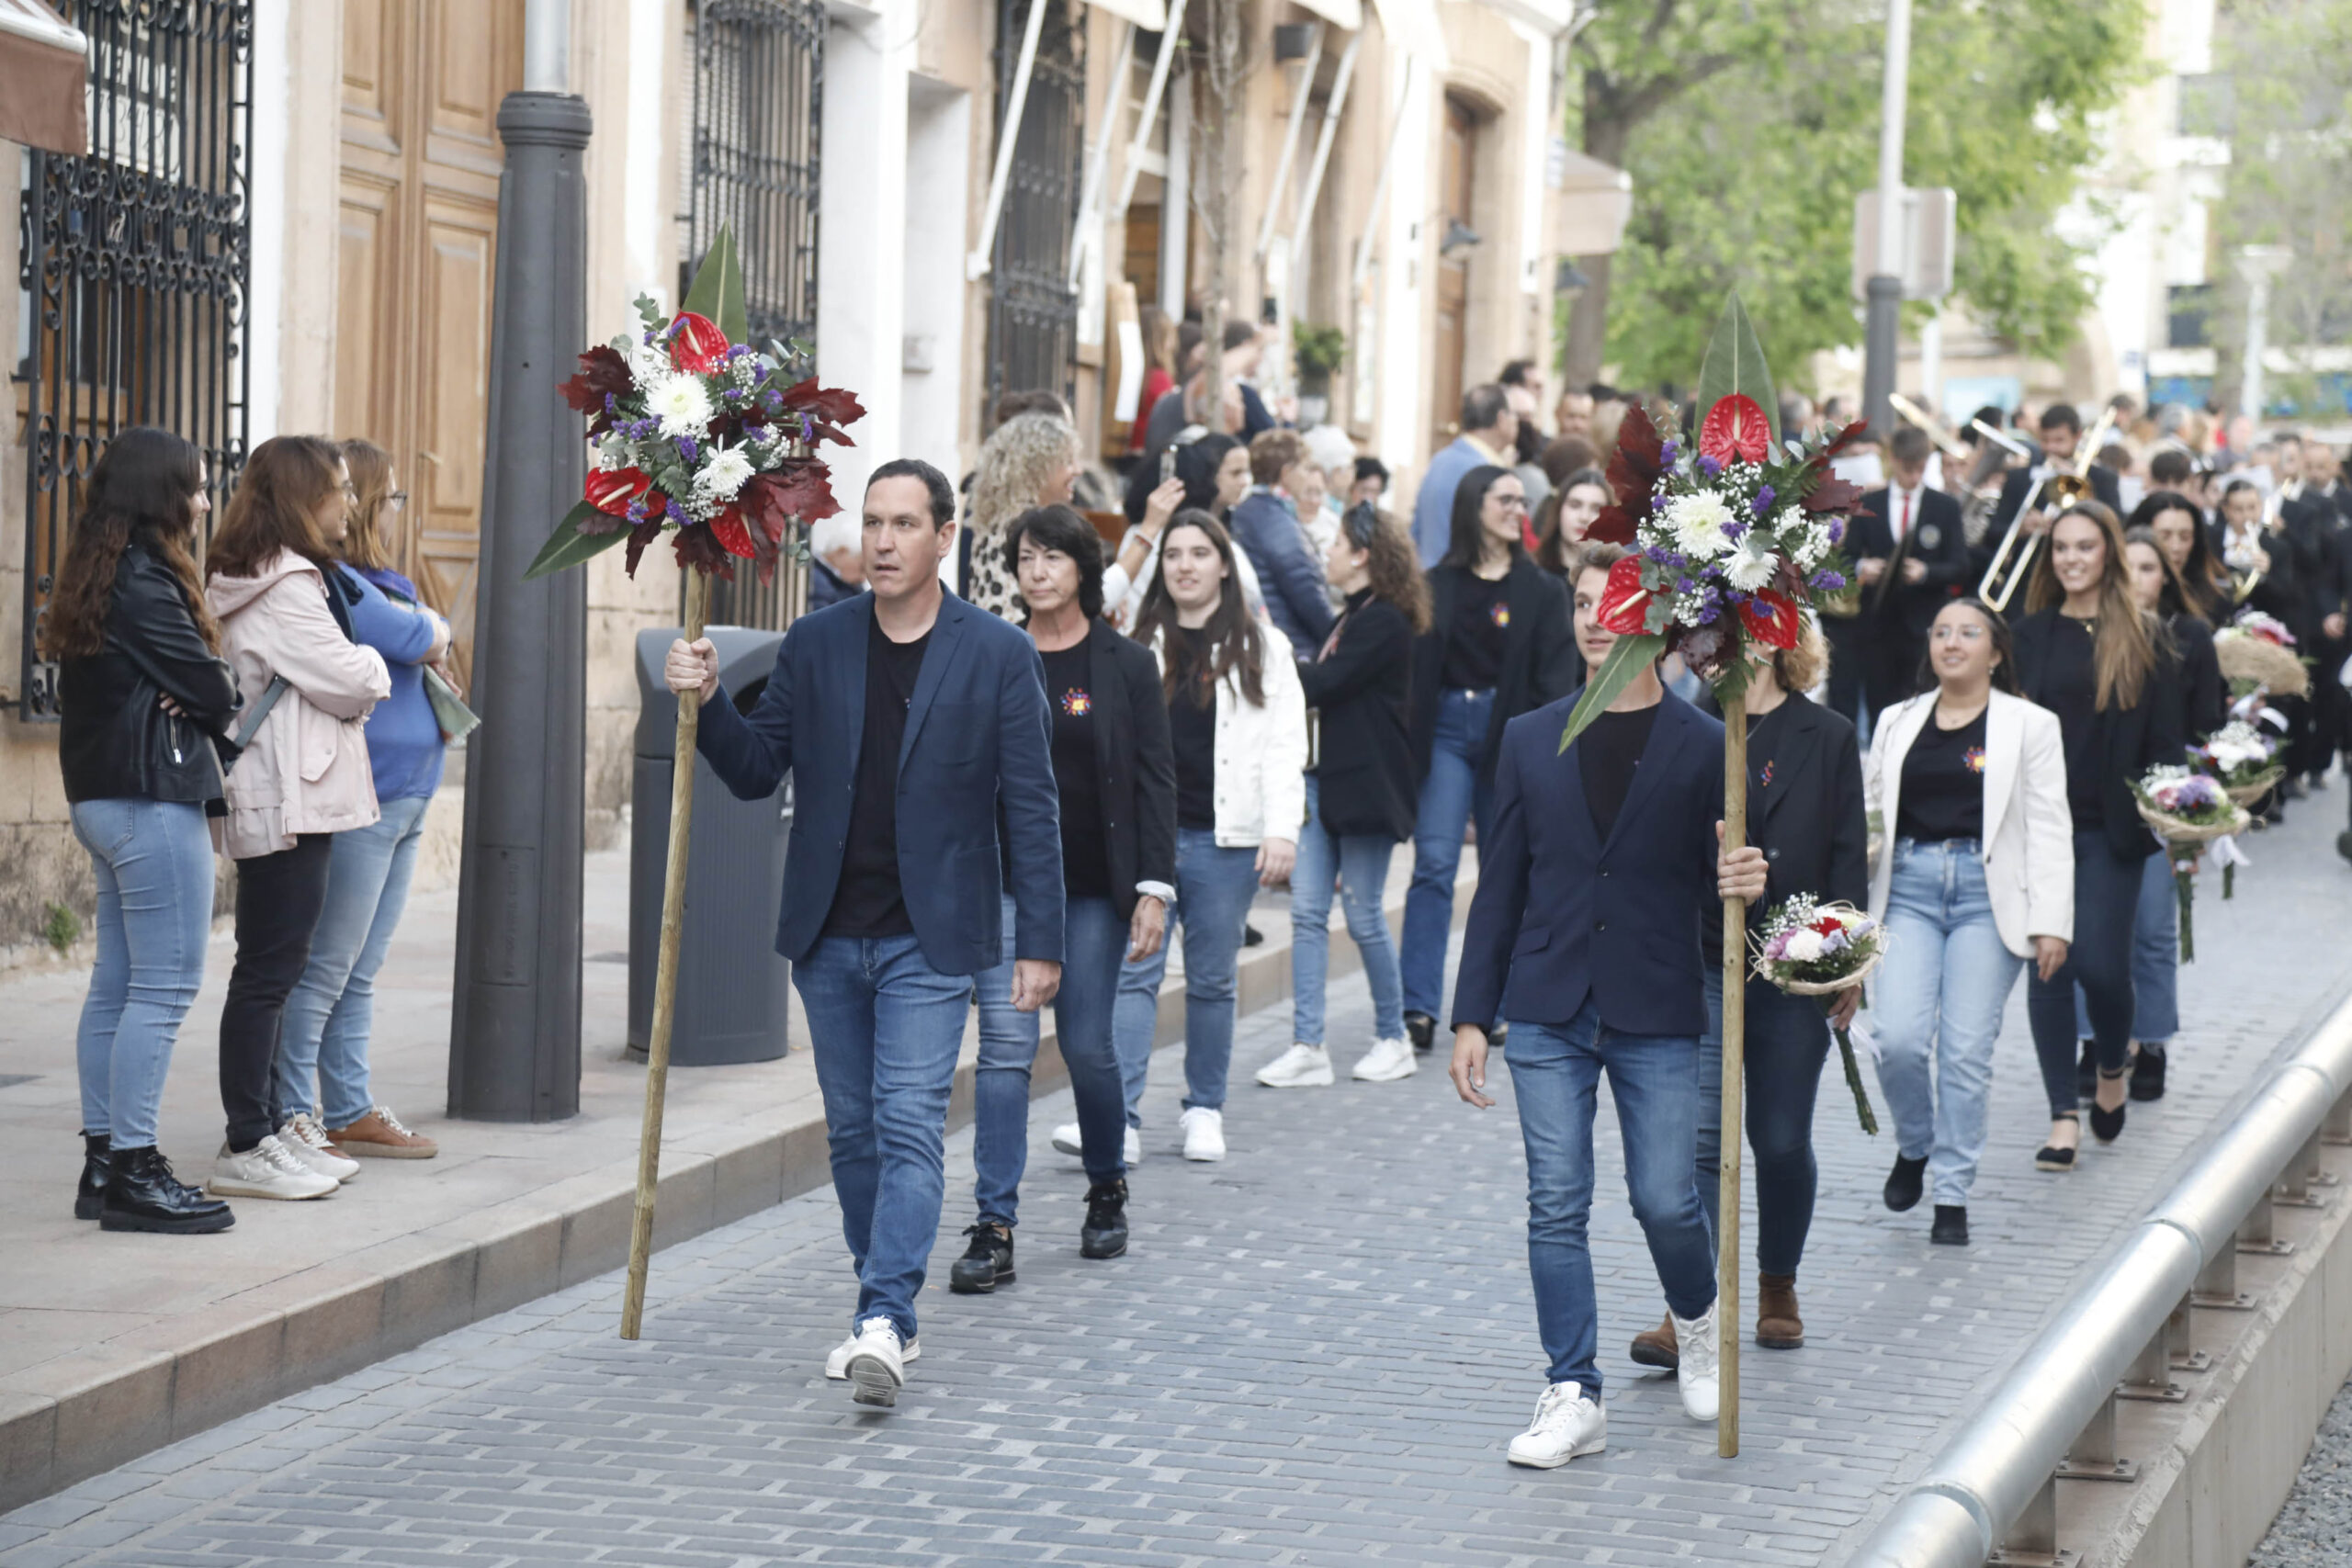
[4,796,2349,1566]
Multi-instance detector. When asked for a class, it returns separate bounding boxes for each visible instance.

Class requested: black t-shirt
[823,615,933,938]
[2043,616,2104,830]
[1897,705,1989,842]
[1578,702,1659,843]
[1039,640,1110,897]
[1169,625,1218,830]
[1440,572,1510,691]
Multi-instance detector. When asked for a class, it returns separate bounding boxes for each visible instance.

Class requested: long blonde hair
[968,412,1078,541]
[338,438,403,572]
[2025,500,2160,711]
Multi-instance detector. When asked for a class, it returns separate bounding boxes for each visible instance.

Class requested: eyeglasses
[385,491,408,512]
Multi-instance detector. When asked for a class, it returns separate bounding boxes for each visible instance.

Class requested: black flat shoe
[1930,1205,1969,1246]
[75,1130,112,1222]
[1883,1153,1928,1213]
[948,1223,1014,1293]
[2130,1045,2166,1102]
[1404,1012,1436,1054]
[1080,1180,1128,1259]
[99,1145,233,1235]
[2036,1111,2079,1172]
[2090,1068,2129,1144]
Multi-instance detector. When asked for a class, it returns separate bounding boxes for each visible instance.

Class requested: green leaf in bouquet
[1694,292,1781,453]
[524,499,628,581]
[681,223,750,345]
[1558,633,1668,754]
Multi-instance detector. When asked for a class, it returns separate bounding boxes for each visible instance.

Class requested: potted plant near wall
[1292,321,1347,426]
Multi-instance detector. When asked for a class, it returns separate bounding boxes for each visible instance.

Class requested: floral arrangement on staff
[1559,296,1863,744]
[2213,609,2309,699]
[526,230,865,584]
[2132,765,2248,961]
[1750,896,1883,1134]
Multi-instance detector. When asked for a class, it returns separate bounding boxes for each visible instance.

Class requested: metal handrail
[1845,995,2352,1568]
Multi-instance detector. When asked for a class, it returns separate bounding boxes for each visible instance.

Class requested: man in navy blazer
[1446,543,1767,1468]
[666,458,1063,1410]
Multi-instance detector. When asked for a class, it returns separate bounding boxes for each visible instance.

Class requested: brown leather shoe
[326,1107,438,1159]
[1629,1313,1679,1371]
[1757,1272,1804,1348]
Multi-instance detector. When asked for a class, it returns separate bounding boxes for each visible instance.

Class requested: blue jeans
[274,794,432,1127]
[2073,850,2178,1049]
[1290,773,1404,1045]
[972,893,1129,1224]
[791,934,977,1338]
[70,799,214,1151]
[1871,840,2026,1206]
[1505,1000,1718,1398]
[1112,828,1261,1121]
[1401,688,1495,1019]
[2029,831,2144,1117]
[1695,966,1832,1277]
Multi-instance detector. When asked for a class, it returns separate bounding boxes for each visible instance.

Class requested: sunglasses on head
[1341,502,1380,548]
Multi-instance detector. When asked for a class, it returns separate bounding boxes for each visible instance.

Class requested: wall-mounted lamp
[1440,218,1483,258]
[1272,23,1316,62]
[1554,259,1592,299]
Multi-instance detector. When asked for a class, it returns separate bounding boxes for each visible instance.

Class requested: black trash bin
[628,626,791,1066]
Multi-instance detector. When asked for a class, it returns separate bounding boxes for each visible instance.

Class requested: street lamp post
[2235,245,2293,427]
[447,0,594,1122]
[1861,0,1912,439]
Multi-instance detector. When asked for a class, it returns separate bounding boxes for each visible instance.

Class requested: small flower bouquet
[2214,610,2310,699]
[2132,765,2249,961]
[2189,720,2278,898]
[1750,896,1883,1135]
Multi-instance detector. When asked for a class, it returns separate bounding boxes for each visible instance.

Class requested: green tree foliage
[1573,0,2142,392]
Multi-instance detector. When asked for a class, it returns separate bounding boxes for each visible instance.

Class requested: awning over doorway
[1290,0,1365,28]
[1087,0,1168,29]
[0,0,88,156]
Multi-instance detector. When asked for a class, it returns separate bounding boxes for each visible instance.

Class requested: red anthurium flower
[1596,555,1653,636]
[1739,591,1801,649]
[584,467,652,516]
[669,311,729,375]
[1699,393,1771,465]
[707,505,757,559]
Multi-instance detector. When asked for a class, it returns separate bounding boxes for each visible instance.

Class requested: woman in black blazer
[2012,502,2183,1156]
[1258,504,1430,1090]
[1399,465,1577,1048]
[956,505,1178,1290]
[1632,618,1868,1365]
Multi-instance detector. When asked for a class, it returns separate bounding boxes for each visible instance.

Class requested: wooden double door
[334,0,526,681]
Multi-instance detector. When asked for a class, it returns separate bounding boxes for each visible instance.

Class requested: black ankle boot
[75,1131,112,1221]
[1930,1205,1969,1246]
[1080,1180,1129,1260]
[948,1223,1014,1293]
[1404,1011,1435,1054]
[100,1145,234,1235]
[1883,1153,1928,1213]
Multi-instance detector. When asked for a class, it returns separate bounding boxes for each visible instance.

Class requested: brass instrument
[1888,393,1971,462]
[1977,407,2118,612]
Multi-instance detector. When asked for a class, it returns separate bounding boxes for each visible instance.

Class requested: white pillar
[819,2,915,508]
[1375,54,1429,474]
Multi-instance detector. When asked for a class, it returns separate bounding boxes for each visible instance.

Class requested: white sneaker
[1673,1300,1721,1422]
[1506,1382,1608,1468]
[279,1113,360,1182]
[826,1329,920,1380]
[1350,1037,1418,1083]
[1050,1123,1144,1166]
[1180,1106,1226,1162]
[1256,1043,1334,1088]
[842,1316,906,1407]
[209,1134,339,1201]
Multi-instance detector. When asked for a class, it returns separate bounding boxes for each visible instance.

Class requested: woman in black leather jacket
[51,428,242,1235]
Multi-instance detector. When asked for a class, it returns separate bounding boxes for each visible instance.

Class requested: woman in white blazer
[1113,510,1308,1163]
[1865,599,2074,1245]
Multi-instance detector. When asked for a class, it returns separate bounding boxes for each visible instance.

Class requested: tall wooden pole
[1717,711,1747,1456]
[619,569,711,1339]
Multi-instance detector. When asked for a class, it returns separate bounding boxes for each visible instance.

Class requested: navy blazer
[695,591,1064,976]
[1451,688,1725,1039]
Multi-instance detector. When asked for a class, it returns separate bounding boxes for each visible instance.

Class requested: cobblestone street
[5,802,2351,1567]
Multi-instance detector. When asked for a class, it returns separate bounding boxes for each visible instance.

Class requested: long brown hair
[1340,503,1431,634]
[205,434,345,580]
[338,438,401,572]
[46,427,219,658]
[1134,509,1266,707]
[2025,499,2160,711]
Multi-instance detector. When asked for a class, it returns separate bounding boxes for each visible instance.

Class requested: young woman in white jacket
[1865,598,2073,1246]
[1112,510,1307,1162]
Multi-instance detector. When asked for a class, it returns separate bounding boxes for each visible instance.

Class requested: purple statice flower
[1753,483,1776,515]
[726,344,755,359]
[1660,439,1680,466]
[677,434,700,463]
[762,389,785,412]
[722,387,744,403]
[642,328,659,346]
[626,497,650,523]
[1698,455,1722,479]
[1828,517,1847,545]
[800,413,816,444]
[1809,569,1848,592]
[1724,519,1750,543]
[604,391,619,413]
[1818,927,1850,955]
[1674,574,1696,596]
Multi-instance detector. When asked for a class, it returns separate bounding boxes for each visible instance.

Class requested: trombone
[1978,407,2118,612]
[1888,393,1971,461]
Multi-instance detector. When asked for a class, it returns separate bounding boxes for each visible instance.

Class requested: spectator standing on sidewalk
[963,411,1080,621]
[203,436,392,1204]
[1258,504,1428,1089]
[1228,429,1335,653]
[953,504,1176,1294]
[1448,546,1768,1467]
[51,428,241,1235]
[665,458,1063,1410]
[1114,511,1306,1163]
[269,439,450,1163]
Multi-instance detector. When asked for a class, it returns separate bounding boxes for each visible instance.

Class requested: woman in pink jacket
[202,436,391,1202]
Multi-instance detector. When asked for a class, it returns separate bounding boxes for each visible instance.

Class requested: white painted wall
[1374,56,1430,482]
[246,0,289,441]
[902,77,973,486]
[816,0,914,513]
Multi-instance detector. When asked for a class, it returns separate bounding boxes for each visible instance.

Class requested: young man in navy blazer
[666,458,1064,1410]
[1447,542,1768,1468]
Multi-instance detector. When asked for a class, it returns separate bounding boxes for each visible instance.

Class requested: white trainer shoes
[1180,1106,1226,1162]
[1256,1043,1335,1088]
[1672,1300,1722,1422]
[1507,1382,1608,1468]
[826,1327,919,1380]
[1350,1037,1418,1082]
[1051,1122,1143,1166]
[209,1134,339,1201]
[841,1316,907,1407]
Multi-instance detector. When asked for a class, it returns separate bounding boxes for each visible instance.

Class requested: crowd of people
[50,339,2352,1470]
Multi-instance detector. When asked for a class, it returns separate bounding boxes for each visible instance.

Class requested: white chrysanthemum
[1724,535,1778,592]
[693,441,758,503]
[1664,491,1735,560]
[646,371,715,439]
[1782,929,1825,962]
